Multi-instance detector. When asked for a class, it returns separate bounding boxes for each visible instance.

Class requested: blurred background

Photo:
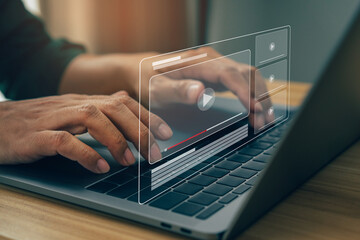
[1,0,358,100]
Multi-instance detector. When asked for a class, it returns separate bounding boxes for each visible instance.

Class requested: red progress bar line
[167,130,207,151]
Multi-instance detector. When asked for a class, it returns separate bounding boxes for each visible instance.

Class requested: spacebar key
[150,192,189,210]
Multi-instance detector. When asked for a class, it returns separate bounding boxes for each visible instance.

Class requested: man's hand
[58,47,274,130]
[0,92,172,173]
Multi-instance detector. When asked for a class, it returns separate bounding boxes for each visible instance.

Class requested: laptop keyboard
[86,122,288,220]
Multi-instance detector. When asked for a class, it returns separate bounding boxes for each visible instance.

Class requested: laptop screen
[138,26,290,203]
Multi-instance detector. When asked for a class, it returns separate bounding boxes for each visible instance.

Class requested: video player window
[137,26,290,203]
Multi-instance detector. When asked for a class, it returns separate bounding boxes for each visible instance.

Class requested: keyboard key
[189,192,218,206]
[237,148,263,156]
[131,185,170,202]
[128,185,169,202]
[215,161,241,170]
[138,176,151,189]
[227,153,252,163]
[87,181,118,193]
[106,173,134,185]
[217,175,245,187]
[202,168,229,178]
[127,193,138,202]
[149,192,188,210]
[203,156,221,164]
[264,148,276,155]
[233,184,251,194]
[230,168,257,179]
[107,179,137,198]
[178,169,197,179]
[269,132,281,138]
[242,161,266,171]
[249,142,272,150]
[120,166,138,176]
[253,154,272,163]
[203,184,232,196]
[174,183,203,195]
[190,162,209,171]
[219,193,238,204]
[259,136,279,143]
[188,175,216,186]
[246,176,259,186]
[196,203,224,220]
[173,202,204,216]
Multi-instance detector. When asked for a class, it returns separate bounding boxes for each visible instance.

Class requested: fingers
[78,104,135,166]
[151,76,205,105]
[262,98,275,123]
[98,97,162,163]
[34,130,110,174]
[218,66,252,111]
[40,94,169,164]
[63,91,174,141]
[45,104,134,166]
[117,95,173,140]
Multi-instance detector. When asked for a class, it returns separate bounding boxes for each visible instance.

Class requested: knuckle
[113,134,126,148]
[221,66,239,79]
[139,126,149,140]
[79,146,93,159]
[118,95,132,105]
[53,131,71,147]
[103,100,118,111]
[109,99,127,112]
[78,104,99,119]
[224,66,239,74]
[177,80,189,89]
[149,113,159,124]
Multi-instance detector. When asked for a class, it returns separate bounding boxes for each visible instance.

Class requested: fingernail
[96,159,110,173]
[123,148,135,165]
[150,144,162,163]
[158,123,173,139]
[187,84,200,100]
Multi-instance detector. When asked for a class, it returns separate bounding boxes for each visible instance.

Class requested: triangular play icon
[202,93,213,107]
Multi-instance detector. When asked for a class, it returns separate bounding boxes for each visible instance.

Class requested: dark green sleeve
[0,0,86,100]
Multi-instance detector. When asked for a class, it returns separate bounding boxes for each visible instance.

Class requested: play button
[202,93,212,107]
[197,88,215,111]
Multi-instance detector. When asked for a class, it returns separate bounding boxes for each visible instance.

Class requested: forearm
[59,54,130,96]
[58,52,154,97]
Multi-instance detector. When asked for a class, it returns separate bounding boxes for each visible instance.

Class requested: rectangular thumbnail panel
[255,28,288,66]
[255,59,288,99]
[254,89,287,134]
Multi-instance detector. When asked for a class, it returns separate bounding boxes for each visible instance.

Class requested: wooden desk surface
[1,82,359,240]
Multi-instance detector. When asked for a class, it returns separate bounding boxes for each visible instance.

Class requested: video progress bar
[164,130,207,152]
[151,124,248,190]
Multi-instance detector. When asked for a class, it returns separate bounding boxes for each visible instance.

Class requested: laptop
[0,8,359,240]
